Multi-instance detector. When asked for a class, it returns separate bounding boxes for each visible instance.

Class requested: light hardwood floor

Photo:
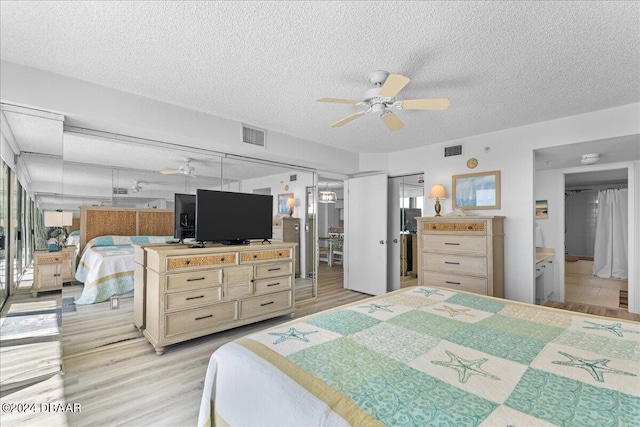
[61,264,370,426]
[3,263,639,426]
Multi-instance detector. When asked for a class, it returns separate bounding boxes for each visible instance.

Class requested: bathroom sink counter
[536,248,554,264]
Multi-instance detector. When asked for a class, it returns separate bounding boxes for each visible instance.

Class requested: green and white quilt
[199,287,640,427]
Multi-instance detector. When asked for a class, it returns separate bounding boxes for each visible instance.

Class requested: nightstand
[31,246,76,297]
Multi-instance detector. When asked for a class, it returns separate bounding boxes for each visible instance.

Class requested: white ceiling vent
[444,144,463,157]
[242,125,266,148]
[112,187,128,195]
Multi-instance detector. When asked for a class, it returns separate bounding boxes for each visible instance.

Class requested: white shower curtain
[593,189,628,279]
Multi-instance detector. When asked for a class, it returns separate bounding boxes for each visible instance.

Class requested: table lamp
[286,197,295,217]
[428,184,446,217]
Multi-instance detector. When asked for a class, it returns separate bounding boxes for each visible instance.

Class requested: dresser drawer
[420,221,487,234]
[254,261,292,279]
[224,283,252,300]
[420,271,488,295]
[422,253,487,276]
[241,249,292,263]
[36,255,64,264]
[165,302,237,336]
[421,235,486,255]
[165,269,223,291]
[239,291,292,319]
[165,287,223,311]
[166,253,237,271]
[254,275,292,295]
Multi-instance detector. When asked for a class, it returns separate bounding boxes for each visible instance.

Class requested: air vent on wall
[444,144,463,157]
[242,125,266,147]
[290,174,297,182]
[112,187,128,195]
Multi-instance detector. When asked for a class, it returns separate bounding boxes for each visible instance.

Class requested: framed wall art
[452,170,501,210]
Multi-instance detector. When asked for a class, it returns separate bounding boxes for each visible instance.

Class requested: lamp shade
[428,184,447,199]
[44,211,73,227]
[319,191,337,203]
[286,198,296,208]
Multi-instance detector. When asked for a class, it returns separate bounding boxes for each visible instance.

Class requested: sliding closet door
[345,174,387,295]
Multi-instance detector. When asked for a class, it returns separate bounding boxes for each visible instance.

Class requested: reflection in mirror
[0,104,64,307]
[62,128,317,301]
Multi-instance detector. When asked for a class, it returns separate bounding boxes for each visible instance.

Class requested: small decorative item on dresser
[428,184,447,217]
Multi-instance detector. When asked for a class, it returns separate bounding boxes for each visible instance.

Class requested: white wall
[386,103,640,308]
[0,61,361,176]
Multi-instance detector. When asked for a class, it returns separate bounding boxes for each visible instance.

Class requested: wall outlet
[110,296,120,309]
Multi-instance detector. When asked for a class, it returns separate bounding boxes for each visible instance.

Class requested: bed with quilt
[74,235,172,305]
[198,286,639,427]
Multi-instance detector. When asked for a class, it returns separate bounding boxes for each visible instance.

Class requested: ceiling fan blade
[330,112,365,128]
[160,168,180,175]
[401,98,451,110]
[317,98,362,105]
[379,74,410,98]
[381,112,405,131]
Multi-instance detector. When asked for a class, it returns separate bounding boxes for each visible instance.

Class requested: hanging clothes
[593,189,628,279]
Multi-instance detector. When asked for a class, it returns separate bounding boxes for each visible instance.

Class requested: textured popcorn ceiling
[1,1,639,154]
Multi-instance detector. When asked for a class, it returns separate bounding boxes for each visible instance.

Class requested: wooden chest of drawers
[417,217,504,297]
[139,243,296,355]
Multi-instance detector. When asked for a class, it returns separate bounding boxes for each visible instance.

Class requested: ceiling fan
[160,158,196,177]
[130,181,148,193]
[317,70,450,131]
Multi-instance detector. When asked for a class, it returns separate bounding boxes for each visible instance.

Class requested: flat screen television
[401,208,422,232]
[174,193,196,240]
[195,189,273,244]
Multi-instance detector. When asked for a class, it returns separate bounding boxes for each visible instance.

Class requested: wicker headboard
[79,207,174,253]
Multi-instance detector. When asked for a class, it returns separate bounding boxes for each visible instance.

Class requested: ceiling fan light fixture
[319,190,337,203]
[581,153,600,165]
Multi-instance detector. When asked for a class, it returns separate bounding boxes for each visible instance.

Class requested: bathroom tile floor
[565,273,627,309]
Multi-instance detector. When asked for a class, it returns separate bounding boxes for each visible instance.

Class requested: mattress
[199,286,640,427]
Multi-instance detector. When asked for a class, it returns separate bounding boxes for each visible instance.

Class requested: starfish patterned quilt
[198,286,640,427]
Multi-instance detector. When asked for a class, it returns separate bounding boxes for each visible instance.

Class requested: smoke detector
[581,153,600,165]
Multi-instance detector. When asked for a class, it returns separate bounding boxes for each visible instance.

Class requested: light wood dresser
[31,246,76,297]
[417,216,504,297]
[272,217,300,277]
[139,243,296,355]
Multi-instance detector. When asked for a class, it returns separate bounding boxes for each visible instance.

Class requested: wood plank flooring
[62,264,370,426]
[3,263,638,427]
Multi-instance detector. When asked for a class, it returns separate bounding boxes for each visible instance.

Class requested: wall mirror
[452,170,501,210]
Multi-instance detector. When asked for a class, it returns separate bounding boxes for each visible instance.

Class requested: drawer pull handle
[278,252,283,256]
[467,226,473,230]
[267,267,281,271]
[431,225,436,229]
[195,314,213,321]
[253,255,258,258]
[260,301,274,307]
[187,277,206,282]
[444,243,460,245]
[185,260,191,265]
[220,257,225,262]
[186,295,205,300]
[445,281,461,285]
[267,282,280,287]
[444,261,460,265]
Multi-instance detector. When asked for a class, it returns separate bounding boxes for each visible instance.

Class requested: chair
[332,234,344,265]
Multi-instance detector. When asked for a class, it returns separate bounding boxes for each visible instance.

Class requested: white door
[345,174,388,295]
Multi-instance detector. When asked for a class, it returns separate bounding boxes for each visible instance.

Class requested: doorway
[564,169,629,310]
[315,177,344,287]
[388,173,424,291]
